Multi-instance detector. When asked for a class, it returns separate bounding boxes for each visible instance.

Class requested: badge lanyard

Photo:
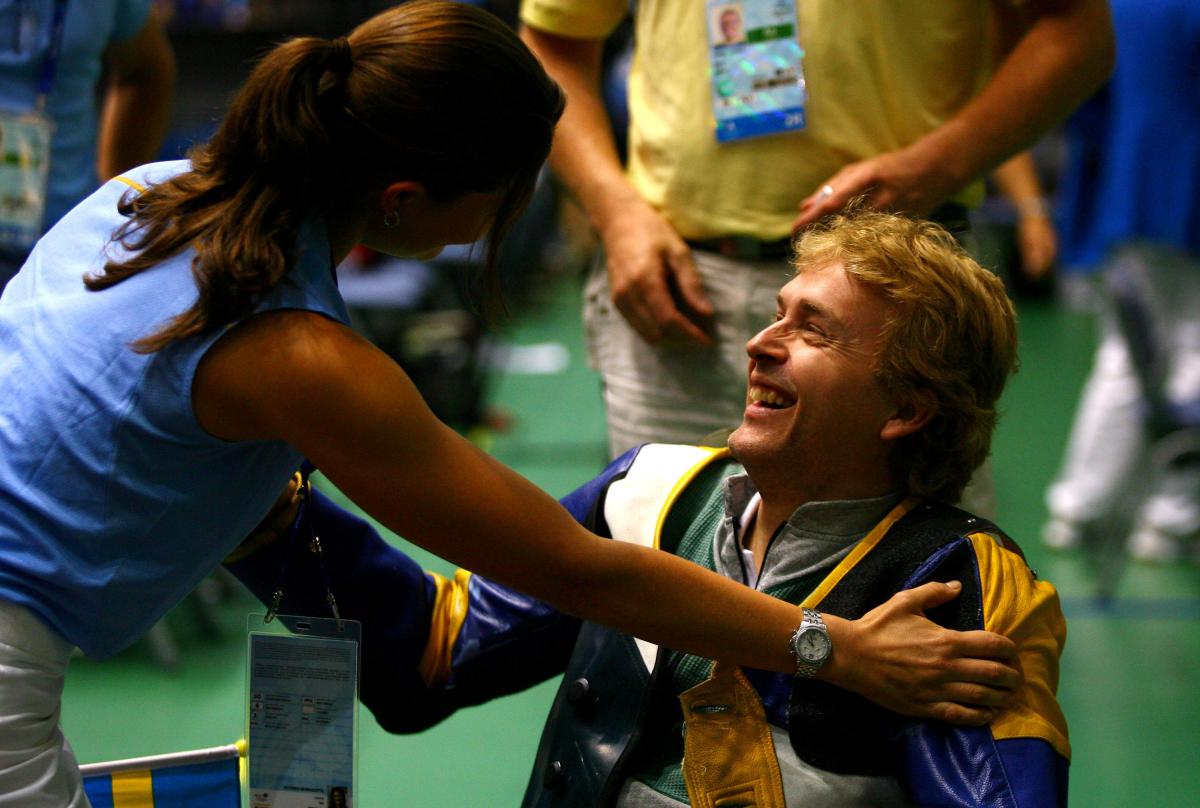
[0,0,69,251]
[246,466,360,808]
[705,0,807,143]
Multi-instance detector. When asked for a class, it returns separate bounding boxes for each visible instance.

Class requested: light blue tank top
[0,160,351,658]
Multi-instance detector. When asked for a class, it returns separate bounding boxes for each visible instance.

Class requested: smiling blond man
[229,210,1068,807]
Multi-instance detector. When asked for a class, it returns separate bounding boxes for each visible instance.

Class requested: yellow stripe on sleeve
[417,569,473,687]
[112,769,155,808]
[970,532,1071,760]
[112,175,147,193]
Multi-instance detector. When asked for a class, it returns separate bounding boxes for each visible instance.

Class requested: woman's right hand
[820,581,1022,726]
[224,472,302,564]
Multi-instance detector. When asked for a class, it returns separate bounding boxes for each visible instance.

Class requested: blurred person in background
[0,0,174,290]
[517,0,1113,464]
[1042,0,1200,562]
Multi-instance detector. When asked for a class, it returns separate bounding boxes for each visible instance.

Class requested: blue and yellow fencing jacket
[227,444,1069,807]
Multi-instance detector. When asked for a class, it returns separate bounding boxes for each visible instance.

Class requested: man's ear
[379,180,428,218]
[880,389,936,442]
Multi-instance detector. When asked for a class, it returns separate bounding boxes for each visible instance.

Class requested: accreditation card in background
[706,0,807,143]
[246,614,360,808]
[0,0,66,251]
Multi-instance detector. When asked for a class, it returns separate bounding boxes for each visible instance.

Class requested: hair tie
[328,36,353,78]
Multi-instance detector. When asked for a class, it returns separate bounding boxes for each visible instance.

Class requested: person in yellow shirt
[519,0,1113,467]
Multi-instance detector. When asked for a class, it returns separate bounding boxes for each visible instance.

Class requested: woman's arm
[197,310,1017,717]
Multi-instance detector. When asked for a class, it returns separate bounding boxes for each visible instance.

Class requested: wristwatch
[789,608,832,678]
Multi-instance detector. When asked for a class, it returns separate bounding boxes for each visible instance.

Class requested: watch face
[797,627,831,662]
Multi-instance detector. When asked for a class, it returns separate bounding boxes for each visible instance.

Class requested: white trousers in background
[1046,245,1200,536]
[0,599,89,807]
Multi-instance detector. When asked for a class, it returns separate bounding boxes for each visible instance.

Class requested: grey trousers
[0,600,89,807]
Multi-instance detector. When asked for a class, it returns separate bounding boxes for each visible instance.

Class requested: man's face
[720,10,743,42]
[728,261,900,498]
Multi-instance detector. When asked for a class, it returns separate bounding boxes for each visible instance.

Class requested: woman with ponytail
[0,3,1021,804]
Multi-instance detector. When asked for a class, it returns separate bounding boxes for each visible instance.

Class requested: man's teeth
[748,385,791,408]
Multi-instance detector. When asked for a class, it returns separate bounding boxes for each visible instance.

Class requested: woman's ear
[379,180,428,218]
[880,389,937,442]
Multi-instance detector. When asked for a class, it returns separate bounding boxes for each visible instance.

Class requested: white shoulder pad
[604,444,724,549]
[603,444,726,671]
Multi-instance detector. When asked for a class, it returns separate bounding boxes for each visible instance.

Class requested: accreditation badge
[706,0,806,143]
[247,614,360,808]
[0,109,53,251]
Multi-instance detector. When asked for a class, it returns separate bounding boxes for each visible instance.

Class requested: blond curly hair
[792,207,1019,503]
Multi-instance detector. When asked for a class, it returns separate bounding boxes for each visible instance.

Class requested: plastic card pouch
[706,0,807,143]
[246,614,360,808]
[0,110,52,250]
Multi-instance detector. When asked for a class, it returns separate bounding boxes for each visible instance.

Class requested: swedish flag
[81,743,241,808]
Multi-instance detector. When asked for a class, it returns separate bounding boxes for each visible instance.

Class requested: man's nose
[746,324,785,362]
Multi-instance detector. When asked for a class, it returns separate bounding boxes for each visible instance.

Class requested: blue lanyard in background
[35,0,69,111]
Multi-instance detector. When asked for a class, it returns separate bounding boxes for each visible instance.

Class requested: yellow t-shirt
[521,0,997,240]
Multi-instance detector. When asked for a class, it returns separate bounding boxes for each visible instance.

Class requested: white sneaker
[1127,522,1185,563]
[1042,517,1084,550]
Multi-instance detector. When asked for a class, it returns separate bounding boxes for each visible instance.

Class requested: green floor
[62,272,1200,806]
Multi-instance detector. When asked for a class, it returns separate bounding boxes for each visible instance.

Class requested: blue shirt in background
[1057,0,1200,269]
[0,0,153,232]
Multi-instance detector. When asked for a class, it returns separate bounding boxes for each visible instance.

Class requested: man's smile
[746,384,796,411]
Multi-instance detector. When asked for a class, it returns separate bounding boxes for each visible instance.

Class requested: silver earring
[383,211,400,229]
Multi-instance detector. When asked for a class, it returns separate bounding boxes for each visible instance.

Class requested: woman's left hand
[819,581,1021,726]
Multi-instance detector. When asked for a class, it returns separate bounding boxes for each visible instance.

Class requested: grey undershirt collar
[715,472,903,593]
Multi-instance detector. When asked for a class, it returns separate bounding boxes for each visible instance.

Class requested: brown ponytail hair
[87,0,564,352]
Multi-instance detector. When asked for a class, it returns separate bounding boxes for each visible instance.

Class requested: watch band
[791,607,830,678]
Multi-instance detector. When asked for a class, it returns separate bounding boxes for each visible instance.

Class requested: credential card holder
[0,110,53,251]
[246,613,361,808]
